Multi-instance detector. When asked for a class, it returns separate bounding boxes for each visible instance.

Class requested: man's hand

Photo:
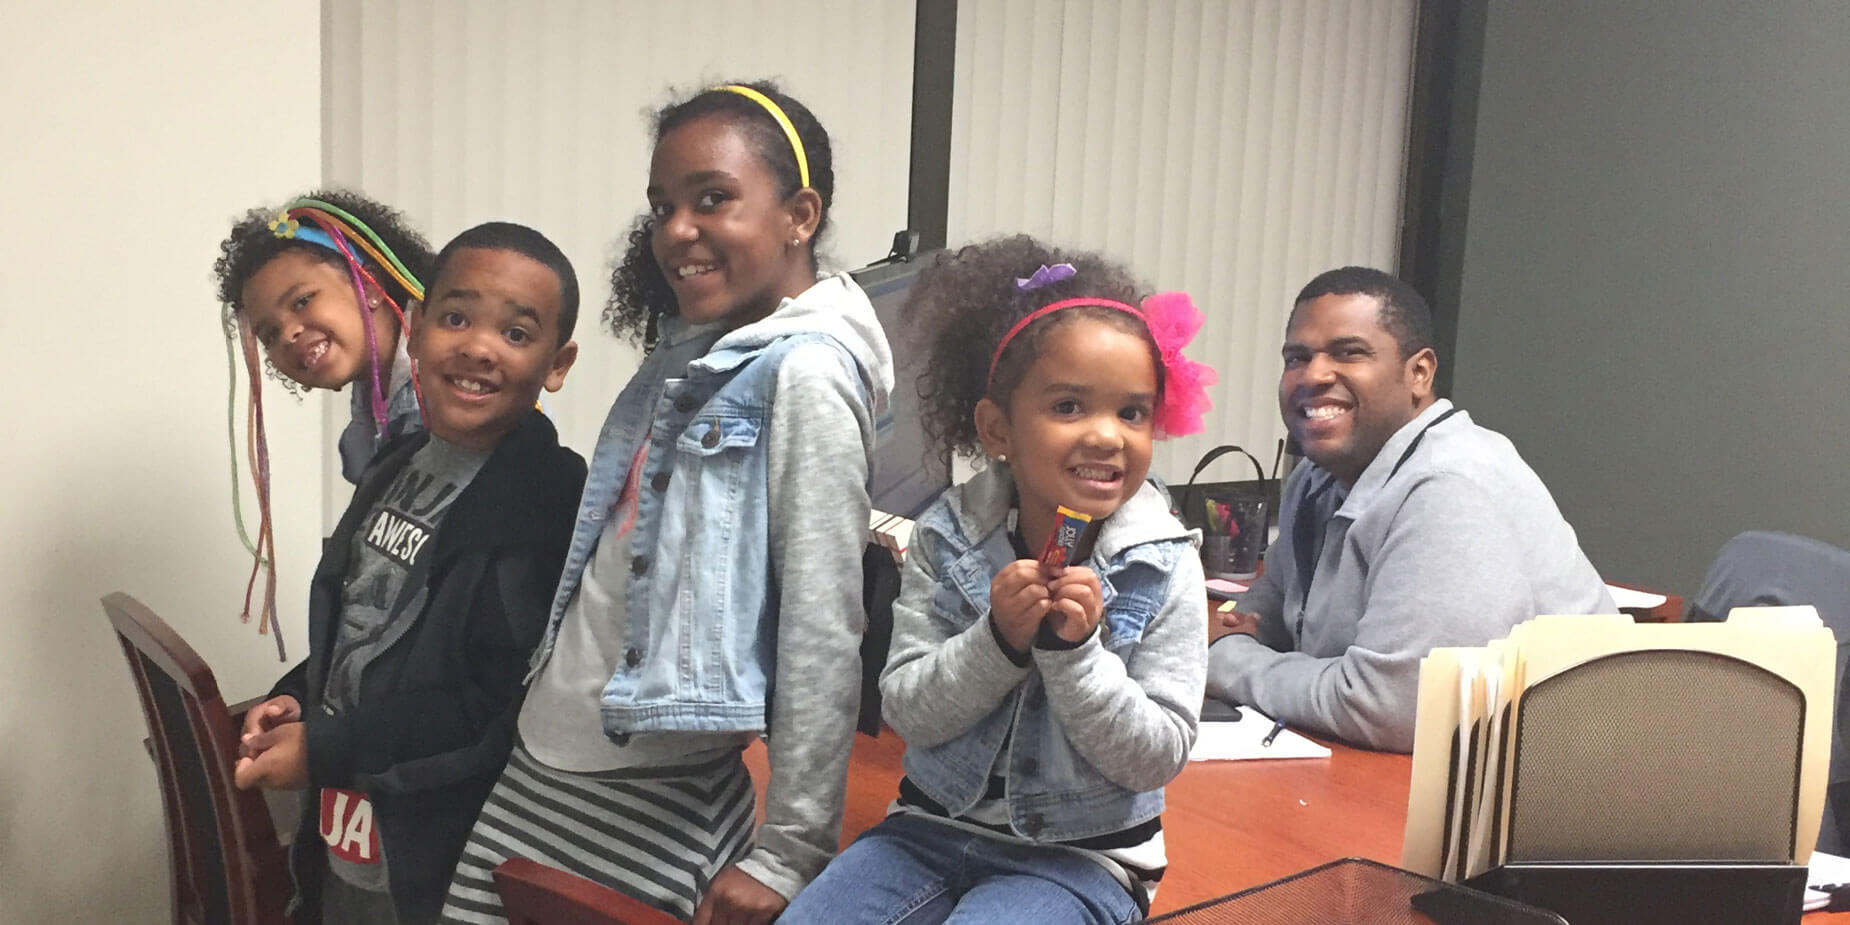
[240,694,301,758]
[990,559,1052,653]
[233,722,308,791]
[691,865,785,925]
[1208,606,1262,644]
[1046,566,1104,643]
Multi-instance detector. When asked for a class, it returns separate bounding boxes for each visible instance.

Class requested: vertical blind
[323,0,916,464]
[323,0,1414,491]
[947,0,1417,482]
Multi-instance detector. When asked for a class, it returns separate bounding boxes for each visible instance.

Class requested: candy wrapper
[1038,506,1093,571]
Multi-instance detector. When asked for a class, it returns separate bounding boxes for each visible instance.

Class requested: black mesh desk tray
[1145,857,1566,924]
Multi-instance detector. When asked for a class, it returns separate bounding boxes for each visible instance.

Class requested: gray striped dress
[439,742,755,922]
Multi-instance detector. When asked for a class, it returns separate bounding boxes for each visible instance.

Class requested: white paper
[1189,707,1332,761]
[1806,850,1850,911]
[1605,584,1668,610]
[1205,577,1249,596]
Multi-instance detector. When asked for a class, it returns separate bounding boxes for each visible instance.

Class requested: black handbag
[1169,444,1281,575]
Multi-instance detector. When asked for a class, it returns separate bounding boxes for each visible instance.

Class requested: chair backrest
[858,542,900,736]
[1688,530,1850,853]
[101,592,290,925]
[493,858,684,925]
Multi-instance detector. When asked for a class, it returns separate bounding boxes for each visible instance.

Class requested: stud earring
[790,237,800,247]
[995,453,1008,464]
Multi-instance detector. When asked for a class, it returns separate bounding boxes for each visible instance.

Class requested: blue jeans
[782,814,1140,925]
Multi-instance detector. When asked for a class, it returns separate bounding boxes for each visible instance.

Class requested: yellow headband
[715,84,810,190]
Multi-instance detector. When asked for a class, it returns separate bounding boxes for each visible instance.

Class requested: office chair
[101,592,290,925]
[1688,530,1850,854]
[493,858,684,925]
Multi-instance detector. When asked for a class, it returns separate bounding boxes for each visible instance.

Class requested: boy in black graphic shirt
[234,222,587,924]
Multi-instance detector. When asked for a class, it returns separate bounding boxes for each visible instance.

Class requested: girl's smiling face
[977,316,1159,550]
[645,114,820,330]
[240,248,397,390]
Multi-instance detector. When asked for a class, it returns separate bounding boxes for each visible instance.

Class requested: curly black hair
[604,79,835,347]
[214,189,433,336]
[909,235,1163,462]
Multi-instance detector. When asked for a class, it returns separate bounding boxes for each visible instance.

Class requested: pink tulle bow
[1140,291,1217,438]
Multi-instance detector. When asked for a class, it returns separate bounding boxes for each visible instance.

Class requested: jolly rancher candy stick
[1038,505,1093,571]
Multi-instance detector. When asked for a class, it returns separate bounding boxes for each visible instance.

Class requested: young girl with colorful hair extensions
[784,236,1215,924]
[440,80,891,925]
[213,191,433,651]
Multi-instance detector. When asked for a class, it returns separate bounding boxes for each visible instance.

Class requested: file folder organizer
[1145,857,1565,924]
[1402,607,1834,925]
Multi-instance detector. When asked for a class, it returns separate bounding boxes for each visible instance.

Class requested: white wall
[0,3,324,921]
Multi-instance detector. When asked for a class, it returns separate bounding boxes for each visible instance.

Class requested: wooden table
[749,732,1850,920]
[750,732,1405,915]
[1609,580,1687,623]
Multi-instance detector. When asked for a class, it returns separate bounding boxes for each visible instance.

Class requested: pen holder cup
[1199,495,1265,580]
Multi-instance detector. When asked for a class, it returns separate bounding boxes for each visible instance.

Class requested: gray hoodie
[1207,400,1613,751]
[741,272,894,896]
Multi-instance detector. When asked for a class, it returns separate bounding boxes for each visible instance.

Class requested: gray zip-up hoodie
[738,271,896,896]
[1207,399,1613,751]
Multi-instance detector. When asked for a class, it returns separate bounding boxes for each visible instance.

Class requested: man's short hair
[1293,266,1433,360]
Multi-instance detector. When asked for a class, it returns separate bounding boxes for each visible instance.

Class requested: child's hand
[1047,566,1104,643]
[990,560,1052,653]
[691,865,785,925]
[233,722,308,791]
[240,694,301,758]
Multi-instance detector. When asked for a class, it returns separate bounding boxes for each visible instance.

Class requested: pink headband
[986,293,1217,438]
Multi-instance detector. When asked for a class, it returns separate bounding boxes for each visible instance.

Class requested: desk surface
[749,731,1849,920]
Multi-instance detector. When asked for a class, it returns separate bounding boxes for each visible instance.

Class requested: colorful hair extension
[225,198,428,657]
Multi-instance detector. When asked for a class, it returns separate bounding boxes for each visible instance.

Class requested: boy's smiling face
[410,247,577,451]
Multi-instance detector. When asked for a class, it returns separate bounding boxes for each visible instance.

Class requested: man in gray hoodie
[1205,267,1612,751]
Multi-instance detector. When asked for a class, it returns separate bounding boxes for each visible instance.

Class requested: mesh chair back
[1508,649,1801,862]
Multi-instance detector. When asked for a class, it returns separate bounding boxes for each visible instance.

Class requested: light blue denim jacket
[529,273,891,742]
[881,466,1207,842]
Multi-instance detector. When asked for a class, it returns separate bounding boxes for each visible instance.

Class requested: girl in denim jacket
[439,81,892,925]
[786,237,1215,923]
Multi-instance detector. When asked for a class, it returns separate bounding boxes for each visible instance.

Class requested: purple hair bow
[1015,263,1076,291]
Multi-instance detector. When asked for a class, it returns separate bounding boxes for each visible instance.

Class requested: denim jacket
[880,466,1207,842]
[529,273,890,741]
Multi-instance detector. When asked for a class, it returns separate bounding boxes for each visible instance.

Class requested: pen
[1261,718,1288,747]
